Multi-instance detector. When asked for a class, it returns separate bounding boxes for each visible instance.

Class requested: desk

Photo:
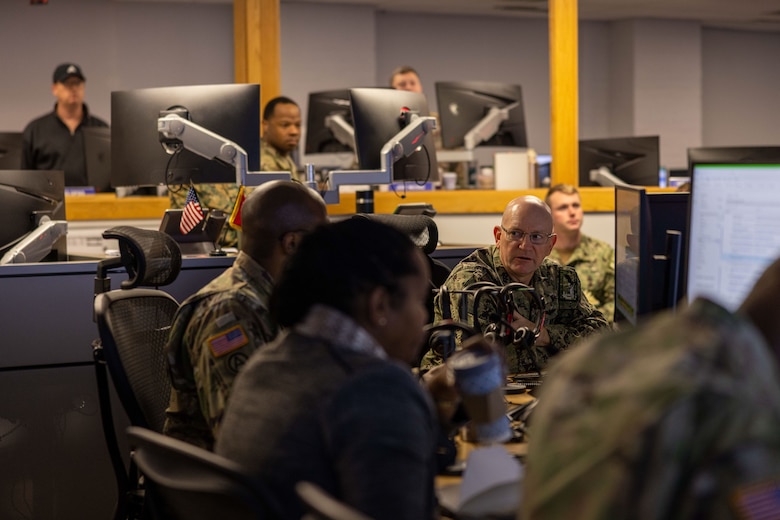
[435,391,533,490]
[0,255,234,520]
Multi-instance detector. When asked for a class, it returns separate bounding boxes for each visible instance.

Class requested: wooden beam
[548,0,579,187]
[233,0,282,113]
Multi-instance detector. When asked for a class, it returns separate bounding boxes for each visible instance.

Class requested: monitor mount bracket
[321,114,437,204]
[157,113,291,187]
[324,113,356,150]
[589,166,632,187]
[463,101,519,150]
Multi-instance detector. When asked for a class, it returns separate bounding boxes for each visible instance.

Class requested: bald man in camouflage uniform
[522,257,780,519]
[546,184,615,321]
[421,196,609,374]
[163,181,328,450]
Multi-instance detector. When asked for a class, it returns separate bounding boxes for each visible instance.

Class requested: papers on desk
[438,445,523,519]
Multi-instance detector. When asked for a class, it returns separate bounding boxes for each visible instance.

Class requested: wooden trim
[233,0,281,112]
[65,187,678,221]
[549,0,579,187]
[65,194,170,221]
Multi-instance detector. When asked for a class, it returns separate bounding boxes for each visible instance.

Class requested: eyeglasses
[500,226,555,245]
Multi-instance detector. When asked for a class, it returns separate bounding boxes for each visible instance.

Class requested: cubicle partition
[0,256,234,520]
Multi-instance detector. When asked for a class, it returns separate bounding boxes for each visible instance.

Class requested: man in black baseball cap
[52,63,86,84]
[21,62,108,187]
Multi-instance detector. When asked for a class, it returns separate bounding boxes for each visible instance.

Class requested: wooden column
[548,0,579,186]
[233,0,282,115]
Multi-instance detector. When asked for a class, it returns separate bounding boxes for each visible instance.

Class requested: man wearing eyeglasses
[421,195,609,374]
[163,181,328,450]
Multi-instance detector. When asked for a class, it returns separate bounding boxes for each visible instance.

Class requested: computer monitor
[435,81,528,150]
[0,169,67,263]
[349,87,439,183]
[686,146,780,311]
[615,186,689,326]
[82,127,113,192]
[111,83,261,187]
[0,132,23,170]
[304,89,355,155]
[579,135,660,187]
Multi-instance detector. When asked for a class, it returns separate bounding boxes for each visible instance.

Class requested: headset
[425,281,546,366]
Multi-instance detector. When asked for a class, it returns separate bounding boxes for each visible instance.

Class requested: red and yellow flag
[228,185,246,231]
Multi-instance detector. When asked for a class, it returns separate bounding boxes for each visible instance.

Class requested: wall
[1,1,779,172]
[0,0,234,131]
[702,28,780,147]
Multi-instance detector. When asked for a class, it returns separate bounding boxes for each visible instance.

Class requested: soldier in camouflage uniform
[260,96,303,182]
[522,256,780,519]
[163,181,328,450]
[546,184,615,321]
[420,196,609,374]
[167,97,305,248]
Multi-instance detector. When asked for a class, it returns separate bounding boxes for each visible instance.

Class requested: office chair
[127,426,284,520]
[352,212,451,315]
[295,481,373,520]
[92,226,183,520]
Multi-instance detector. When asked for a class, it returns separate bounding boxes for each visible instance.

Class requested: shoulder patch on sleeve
[208,325,249,358]
[558,265,581,302]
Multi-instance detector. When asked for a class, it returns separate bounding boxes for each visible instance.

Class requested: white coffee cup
[442,171,457,190]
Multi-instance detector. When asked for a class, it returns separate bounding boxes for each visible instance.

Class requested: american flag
[180,185,204,234]
[208,325,248,357]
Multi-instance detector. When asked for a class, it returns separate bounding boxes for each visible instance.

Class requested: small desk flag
[180,185,204,235]
[229,185,246,231]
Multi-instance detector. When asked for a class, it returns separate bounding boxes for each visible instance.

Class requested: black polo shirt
[22,103,108,186]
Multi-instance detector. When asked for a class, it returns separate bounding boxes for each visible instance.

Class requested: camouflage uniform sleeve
[163,300,217,450]
[591,240,615,322]
[185,292,278,438]
[543,264,610,355]
[522,299,780,520]
[420,252,501,371]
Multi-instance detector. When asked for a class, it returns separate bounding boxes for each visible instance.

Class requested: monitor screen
[686,146,780,311]
[0,132,23,170]
[304,89,354,155]
[349,87,439,183]
[82,127,113,192]
[111,83,261,187]
[435,81,528,150]
[0,169,66,261]
[615,186,689,325]
[579,135,660,187]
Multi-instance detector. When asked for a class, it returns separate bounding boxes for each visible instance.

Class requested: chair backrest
[94,226,183,432]
[353,213,439,254]
[95,288,179,432]
[127,426,283,520]
[296,481,373,520]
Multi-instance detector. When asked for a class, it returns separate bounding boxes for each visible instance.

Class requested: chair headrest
[353,213,439,255]
[101,226,182,289]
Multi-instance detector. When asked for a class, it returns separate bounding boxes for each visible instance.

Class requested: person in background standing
[22,63,108,186]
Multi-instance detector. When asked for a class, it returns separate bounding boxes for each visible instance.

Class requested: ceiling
[116,0,780,32]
